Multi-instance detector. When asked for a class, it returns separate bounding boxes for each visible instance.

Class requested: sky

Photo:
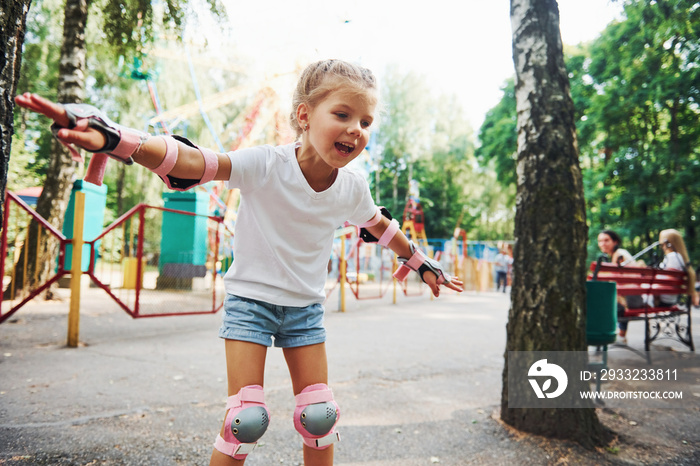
[211,0,623,131]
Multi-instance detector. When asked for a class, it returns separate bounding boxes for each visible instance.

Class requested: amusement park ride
[400,180,428,247]
[117,45,298,226]
[401,197,428,247]
[111,46,474,278]
[400,187,469,279]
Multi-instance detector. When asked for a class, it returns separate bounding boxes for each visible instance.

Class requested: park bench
[587,261,695,362]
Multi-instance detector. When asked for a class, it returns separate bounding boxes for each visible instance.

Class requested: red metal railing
[1,192,70,323]
[2,193,232,322]
[323,231,425,304]
[85,203,231,318]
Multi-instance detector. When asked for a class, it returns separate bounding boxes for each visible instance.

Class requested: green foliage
[10,0,63,192]
[415,95,474,238]
[476,0,700,264]
[13,0,239,224]
[372,66,432,213]
[100,0,226,56]
[476,78,517,188]
[585,0,700,263]
[370,67,513,240]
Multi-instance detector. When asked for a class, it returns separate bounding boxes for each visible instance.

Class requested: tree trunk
[0,0,32,223]
[392,169,398,214]
[116,162,126,215]
[500,0,610,448]
[3,0,88,300]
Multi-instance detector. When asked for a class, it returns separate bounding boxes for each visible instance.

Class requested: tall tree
[27,0,90,299]
[500,0,610,447]
[374,66,433,215]
[7,0,224,300]
[476,78,517,188]
[372,68,495,239]
[477,1,700,264]
[585,0,700,260]
[1,0,33,222]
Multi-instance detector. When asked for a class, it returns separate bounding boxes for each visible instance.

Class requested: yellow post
[339,235,346,312]
[35,226,42,284]
[23,223,30,293]
[67,191,85,348]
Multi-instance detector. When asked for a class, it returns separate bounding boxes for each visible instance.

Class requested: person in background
[494,249,512,293]
[657,229,699,308]
[597,230,639,344]
[597,230,632,266]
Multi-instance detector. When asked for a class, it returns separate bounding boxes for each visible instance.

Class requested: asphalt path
[1,287,698,465]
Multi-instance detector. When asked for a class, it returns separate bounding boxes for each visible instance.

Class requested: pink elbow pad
[152,135,219,191]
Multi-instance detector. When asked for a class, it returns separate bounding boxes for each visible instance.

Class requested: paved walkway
[1,287,698,465]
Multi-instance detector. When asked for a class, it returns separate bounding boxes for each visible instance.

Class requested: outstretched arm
[14,93,232,182]
[363,216,464,297]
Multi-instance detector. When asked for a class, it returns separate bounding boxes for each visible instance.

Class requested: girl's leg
[283,343,333,466]
[210,339,268,466]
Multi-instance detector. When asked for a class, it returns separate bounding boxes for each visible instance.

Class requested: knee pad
[294,383,340,450]
[213,385,269,460]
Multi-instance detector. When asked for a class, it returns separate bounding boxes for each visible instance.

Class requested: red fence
[323,228,425,305]
[1,191,70,323]
[1,192,232,323]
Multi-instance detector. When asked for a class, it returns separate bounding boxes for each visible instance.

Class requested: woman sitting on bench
[657,229,699,308]
[597,230,643,344]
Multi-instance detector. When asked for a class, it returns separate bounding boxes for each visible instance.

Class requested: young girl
[16,59,463,465]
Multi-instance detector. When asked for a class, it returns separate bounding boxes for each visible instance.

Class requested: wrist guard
[394,241,452,285]
[51,103,149,186]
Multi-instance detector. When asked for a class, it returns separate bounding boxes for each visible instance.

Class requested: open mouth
[335,142,355,155]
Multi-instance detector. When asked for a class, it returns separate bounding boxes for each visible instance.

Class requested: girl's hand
[14,93,106,152]
[423,272,464,297]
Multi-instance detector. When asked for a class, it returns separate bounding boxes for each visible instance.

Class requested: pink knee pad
[213,385,269,460]
[293,383,340,450]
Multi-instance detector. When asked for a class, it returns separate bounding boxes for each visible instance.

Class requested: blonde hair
[289,59,378,136]
[659,229,698,304]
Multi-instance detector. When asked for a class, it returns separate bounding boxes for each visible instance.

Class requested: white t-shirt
[223,143,377,306]
[659,251,685,305]
[494,253,512,273]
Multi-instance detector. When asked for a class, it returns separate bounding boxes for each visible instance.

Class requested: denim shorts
[218,294,327,348]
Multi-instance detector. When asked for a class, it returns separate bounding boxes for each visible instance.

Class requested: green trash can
[156,191,209,289]
[586,280,618,346]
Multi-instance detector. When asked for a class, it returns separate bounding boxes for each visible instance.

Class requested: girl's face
[302,88,376,168]
[597,233,617,255]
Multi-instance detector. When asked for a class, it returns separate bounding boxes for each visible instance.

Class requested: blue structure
[62,180,108,272]
[156,191,209,289]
